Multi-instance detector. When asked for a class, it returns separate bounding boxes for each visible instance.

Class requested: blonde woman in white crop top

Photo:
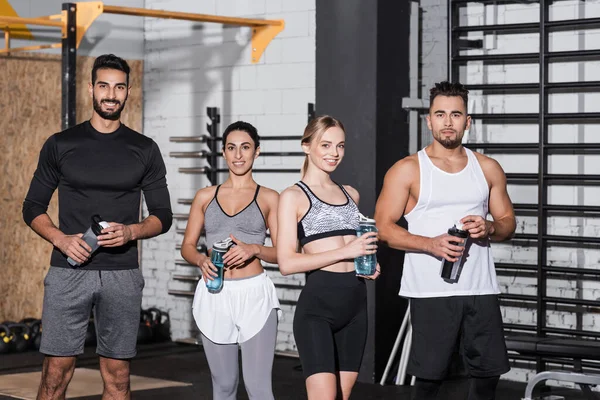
[375,82,516,400]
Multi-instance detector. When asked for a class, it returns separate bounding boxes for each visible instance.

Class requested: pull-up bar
[103,5,281,27]
[0,2,284,62]
[0,1,285,129]
[0,15,65,53]
[0,16,63,28]
[101,5,284,63]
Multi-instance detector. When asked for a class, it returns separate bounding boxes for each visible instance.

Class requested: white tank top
[400,148,500,298]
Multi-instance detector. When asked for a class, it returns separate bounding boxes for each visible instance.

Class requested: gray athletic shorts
[40,266,145,359]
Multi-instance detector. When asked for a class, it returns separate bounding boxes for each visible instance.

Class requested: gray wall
[316,0,411,383]
[316,0,378,215]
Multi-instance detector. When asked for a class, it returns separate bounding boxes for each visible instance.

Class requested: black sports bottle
[440,224,469,283]
[67,214,109,267]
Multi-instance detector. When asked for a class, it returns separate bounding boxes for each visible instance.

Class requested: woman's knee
[243,373,274,400]
[306,372,337,400]
[212,373,238,395]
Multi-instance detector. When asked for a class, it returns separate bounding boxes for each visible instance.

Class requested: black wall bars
[449,0,600,373]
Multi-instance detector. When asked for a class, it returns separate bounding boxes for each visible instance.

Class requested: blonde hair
[301,115,345,177]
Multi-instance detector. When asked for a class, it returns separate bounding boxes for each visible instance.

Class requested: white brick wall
[422,0,600,386]
[140,0,314,353]
[420,0,449,147]
[138,0,599,383]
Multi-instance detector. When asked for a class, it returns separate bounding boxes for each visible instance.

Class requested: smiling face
[222,130,259,176]
[89,68,130,121]
[426,95,471,149]
[303,126,346,174]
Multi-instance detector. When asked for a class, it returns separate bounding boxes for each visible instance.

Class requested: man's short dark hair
[429,81,469,111]
[92,54,130,85]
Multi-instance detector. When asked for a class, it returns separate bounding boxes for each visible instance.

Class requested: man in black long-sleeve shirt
[23,54,172,400]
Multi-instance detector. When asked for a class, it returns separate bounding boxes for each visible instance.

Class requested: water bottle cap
[358,213,376,224]
[91,214,108,236]
[455,221,464,230]
[213,237,233,250]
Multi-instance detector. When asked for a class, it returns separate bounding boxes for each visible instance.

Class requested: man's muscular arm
[375,157,465,262]
[97,216,164,247]
[375,158,427,252]
[30,214,93,265]
[375,155,463,261]
[461,154,516,241]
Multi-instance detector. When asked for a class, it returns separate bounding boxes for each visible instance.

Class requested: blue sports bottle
[354,214,378,276]
[206,237,233,293]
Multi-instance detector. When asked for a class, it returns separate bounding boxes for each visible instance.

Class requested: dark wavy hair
[92,54,130,85]
[222,121,260,149]
[429,81,469,111]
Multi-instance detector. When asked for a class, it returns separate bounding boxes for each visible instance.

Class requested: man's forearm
[489,217,516,242]
[378,222,431,253]
[128,215,164,241]
[30,214,66,247]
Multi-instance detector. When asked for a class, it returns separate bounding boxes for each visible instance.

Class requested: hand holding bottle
[67,215,109,267]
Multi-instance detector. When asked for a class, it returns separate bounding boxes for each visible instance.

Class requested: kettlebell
[7,323,30,353]
[0,324,13,354]
[33,321,42,350]
[148,308,171,342]
[20,318,42,350]
[158,311,171,342]
[146,308,161,341]
[137,309,153,344]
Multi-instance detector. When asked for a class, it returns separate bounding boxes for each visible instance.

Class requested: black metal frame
[61,3,77,130]
[170,150,305,158]
[171,104,318,182]
[308,102,316,122]
[206,107,220,185]
[449,0,600,373]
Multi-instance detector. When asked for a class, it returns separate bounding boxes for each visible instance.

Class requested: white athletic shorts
[192,272,281,344]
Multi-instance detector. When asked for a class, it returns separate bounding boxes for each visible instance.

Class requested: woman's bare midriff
[207,249,265,279]
[224,258,264,279]
[303,234,357,273]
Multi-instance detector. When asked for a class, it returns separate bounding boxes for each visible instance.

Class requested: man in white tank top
[374,82,516,400]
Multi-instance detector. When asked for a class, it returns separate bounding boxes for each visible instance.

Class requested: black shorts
[407,294,510,380]
[293,270,367,378]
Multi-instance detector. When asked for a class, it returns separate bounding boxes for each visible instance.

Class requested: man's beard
[93,95,127,120]
[436,131,462,149]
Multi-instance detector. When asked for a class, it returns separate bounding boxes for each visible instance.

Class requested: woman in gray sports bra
[181,121,281,400]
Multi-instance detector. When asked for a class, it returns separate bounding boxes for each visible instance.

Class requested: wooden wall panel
[0,53,143,321]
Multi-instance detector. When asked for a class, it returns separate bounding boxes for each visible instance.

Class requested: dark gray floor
[0,343,592,399]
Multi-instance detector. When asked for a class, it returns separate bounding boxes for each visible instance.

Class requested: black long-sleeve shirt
[23,121,173,270]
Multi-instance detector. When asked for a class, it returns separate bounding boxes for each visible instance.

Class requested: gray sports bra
[204,185,267,250]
